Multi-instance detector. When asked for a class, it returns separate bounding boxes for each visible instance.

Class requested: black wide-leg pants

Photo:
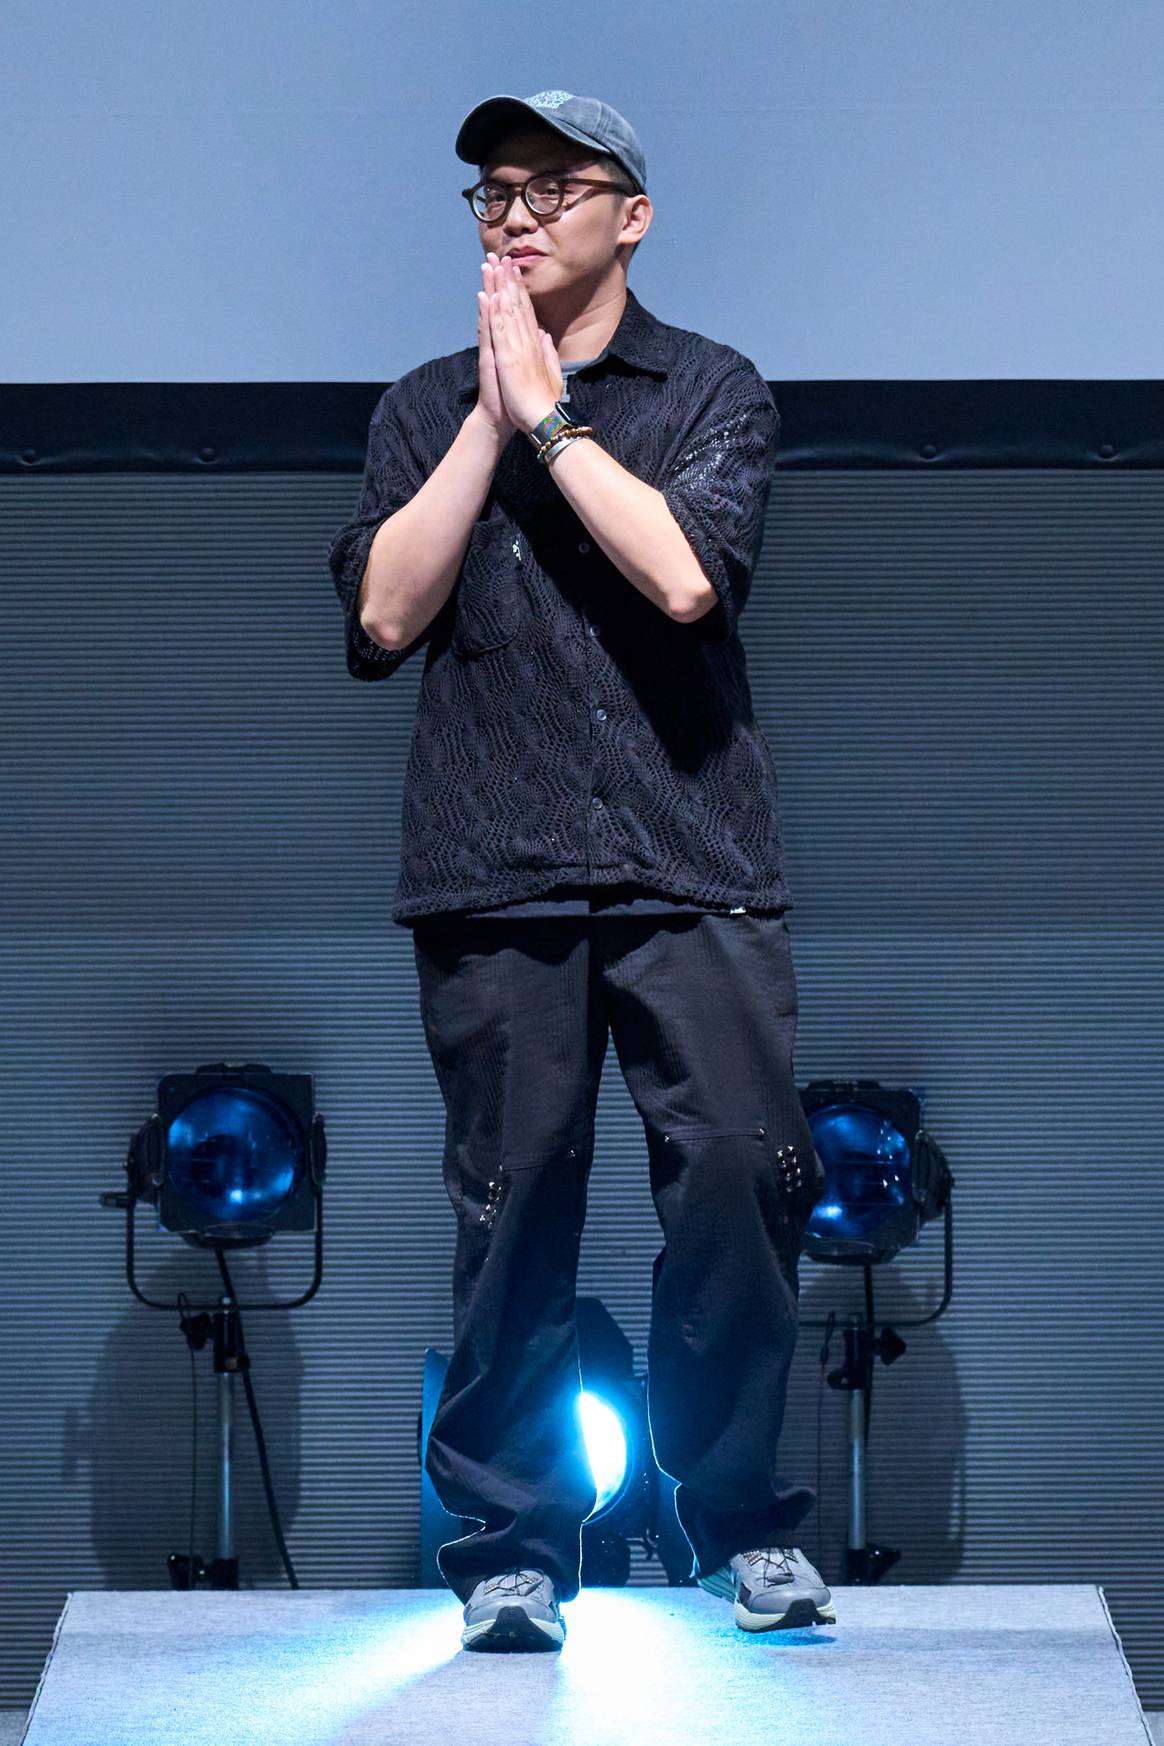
[411,908,827,1605]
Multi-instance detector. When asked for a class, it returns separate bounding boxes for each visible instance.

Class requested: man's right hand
[474,256,517,445]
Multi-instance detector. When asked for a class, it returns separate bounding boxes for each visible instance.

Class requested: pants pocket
[663,1124,768,1141]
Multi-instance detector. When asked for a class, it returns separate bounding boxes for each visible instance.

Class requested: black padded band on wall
[1,380,1163,472]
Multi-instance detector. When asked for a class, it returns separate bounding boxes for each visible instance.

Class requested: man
[328,90,833,1653]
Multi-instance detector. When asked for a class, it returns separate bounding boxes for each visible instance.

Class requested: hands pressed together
[475,252,565,444]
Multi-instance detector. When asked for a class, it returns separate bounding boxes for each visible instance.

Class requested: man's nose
[503,203,539,236]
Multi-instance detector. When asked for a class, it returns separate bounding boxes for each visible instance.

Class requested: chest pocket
[452,511,522,656]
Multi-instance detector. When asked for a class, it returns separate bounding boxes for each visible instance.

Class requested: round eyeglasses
[461,173,638,223]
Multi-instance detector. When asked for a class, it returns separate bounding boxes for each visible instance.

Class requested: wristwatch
[526,400,575,449]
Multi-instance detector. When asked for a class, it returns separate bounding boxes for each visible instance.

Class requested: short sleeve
[326,382,431,681]
[658,358,780,643]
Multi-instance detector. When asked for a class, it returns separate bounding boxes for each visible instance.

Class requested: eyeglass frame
[460,170,640,224]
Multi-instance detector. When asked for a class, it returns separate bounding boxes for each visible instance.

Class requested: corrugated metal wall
[1,469,1161,1706]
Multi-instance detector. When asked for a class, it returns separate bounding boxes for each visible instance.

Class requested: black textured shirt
[327,286,793,928]
[456,356,751,924]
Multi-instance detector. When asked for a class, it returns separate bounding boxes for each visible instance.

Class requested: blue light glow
[577,1391,629,1517]
[166,1087,302,1223]
[806,1101,911,1239]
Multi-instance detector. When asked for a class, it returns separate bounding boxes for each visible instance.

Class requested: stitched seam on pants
[500,1146,588,1172]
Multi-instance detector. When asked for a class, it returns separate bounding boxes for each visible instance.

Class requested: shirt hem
[392,868,793,926]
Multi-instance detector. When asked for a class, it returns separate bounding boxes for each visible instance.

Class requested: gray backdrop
[1,462,1161,1705]
[4,3,1164,381]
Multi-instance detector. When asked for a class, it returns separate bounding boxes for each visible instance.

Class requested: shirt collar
[452,285,672,400]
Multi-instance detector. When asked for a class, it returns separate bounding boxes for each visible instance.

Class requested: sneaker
[460,1567,567,1652]
[697,1545,836,1632]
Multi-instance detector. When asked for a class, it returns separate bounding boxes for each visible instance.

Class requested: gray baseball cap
[455,89,647,194]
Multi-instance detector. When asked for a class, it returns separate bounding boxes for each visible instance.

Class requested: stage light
[419,1298,661,1589]
[101,1060,327,1592]
[793,1078,956,1588]
[117,1062,323,1254]
[164,1081,305,1239]
[799,1078,953,1268]
[577,1389,630,1515]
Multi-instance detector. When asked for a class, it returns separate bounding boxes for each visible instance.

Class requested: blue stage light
[577,1390,630,1516]
[806,1100,911,1239]
[166,1085,302,1225]
[419,1300,659,1588]
[798,1079,953,1267]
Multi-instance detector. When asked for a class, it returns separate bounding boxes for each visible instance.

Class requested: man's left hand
[485,251,565,435]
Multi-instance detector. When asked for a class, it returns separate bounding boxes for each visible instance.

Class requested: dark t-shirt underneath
[456,879,755,920]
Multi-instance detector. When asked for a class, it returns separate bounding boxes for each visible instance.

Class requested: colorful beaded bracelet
[536,425,593,465]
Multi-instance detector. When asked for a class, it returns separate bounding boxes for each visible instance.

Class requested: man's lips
[506,249,546,260]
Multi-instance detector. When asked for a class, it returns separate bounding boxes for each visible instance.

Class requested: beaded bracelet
[537,425,593,466]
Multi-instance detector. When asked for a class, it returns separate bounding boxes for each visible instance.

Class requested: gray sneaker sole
[461,1602,566,1652]
[735,1593,836,1631]
[698,1568,836,1630]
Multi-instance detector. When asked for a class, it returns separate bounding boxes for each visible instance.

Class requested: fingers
[506,259,538,337]
[485,253,509,323]
[481,254,508,352]
[484,252,536,342]
[478,256,496,334]
[478,257,501,362]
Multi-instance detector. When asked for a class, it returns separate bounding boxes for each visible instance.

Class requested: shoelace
[482,1568,544,1597]
[743,1547,795,1583]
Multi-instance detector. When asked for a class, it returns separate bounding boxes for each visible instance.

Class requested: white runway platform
[17,1583,1154,1746]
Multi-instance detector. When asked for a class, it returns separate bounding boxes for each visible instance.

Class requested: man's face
[475,126,646,287]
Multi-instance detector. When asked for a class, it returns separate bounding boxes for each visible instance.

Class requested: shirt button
[591,796,603,809]
[578,540,590,554]
[589,624,600,638]
[595,707,606,721]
